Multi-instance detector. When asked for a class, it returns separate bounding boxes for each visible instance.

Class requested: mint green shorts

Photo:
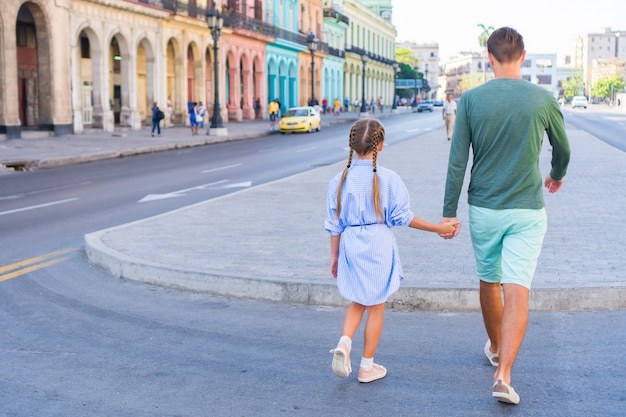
[469,206,547,289]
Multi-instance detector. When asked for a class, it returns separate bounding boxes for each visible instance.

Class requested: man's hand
[544,174,564,193]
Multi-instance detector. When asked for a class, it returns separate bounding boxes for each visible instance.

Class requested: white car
[571,96,588,109]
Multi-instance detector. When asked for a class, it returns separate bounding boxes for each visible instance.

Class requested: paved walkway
[3,108,625,310]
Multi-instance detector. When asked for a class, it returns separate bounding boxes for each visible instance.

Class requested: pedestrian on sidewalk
[268,99,279,131]
[197,101,206,128]
[166,96,173,127]
[151,102,162,137]
[442,93,456,141]
[188,102,199,136]
[333,98,340,116]
[325,118,458,384]
[440,27,571,405]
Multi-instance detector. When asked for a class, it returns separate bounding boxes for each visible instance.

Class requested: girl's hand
[330,257,338,279]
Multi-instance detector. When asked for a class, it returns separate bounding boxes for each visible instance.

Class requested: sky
[392,0,626,61]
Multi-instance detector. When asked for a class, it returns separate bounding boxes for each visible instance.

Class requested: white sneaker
[330,343,351,378]
[357,363,387,383]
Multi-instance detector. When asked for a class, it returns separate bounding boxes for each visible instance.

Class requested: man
[442,93,456,140]
[440,27,570,405]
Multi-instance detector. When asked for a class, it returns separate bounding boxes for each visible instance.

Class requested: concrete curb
[85,227,626,312]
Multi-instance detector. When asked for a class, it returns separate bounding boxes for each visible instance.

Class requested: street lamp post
[413,65,419,108]
[424,63,429,100]
[307,31,319,106]
[391,62,399,112]
[206,7,227,136]
[360,52,369,115]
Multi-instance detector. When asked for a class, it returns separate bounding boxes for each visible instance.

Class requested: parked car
[279,106,321,134]
[432,100,444,107]
[571,96,588,109]
[415,100,434,112]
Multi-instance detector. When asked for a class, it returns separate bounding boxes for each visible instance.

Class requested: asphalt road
[1,260,624,416]
[1,108,624,416]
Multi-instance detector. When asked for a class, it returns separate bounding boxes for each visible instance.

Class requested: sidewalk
[0,109,382,171]
[3,108,624,310]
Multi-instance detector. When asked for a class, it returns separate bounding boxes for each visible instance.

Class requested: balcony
[346,46,394,66]
[323,8,350,26]
[221,10,276,38]
[328,46,345,58]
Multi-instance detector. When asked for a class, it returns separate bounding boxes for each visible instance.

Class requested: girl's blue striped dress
[325,159,415,305]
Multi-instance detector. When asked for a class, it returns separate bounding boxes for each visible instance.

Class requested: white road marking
[201,163,242,173]
[0,182,91,201]
[138,179,251,202]
[296,146,317,153]
[0,198,79,216]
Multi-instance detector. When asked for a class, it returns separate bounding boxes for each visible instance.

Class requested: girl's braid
[370,123,385,221]
[335,125,359,219]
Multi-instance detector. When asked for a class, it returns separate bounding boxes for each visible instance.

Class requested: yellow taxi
[279,106,321,134]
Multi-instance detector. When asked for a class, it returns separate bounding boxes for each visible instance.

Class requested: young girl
[324,118,458,383]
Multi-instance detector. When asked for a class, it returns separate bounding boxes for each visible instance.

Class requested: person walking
[151,101,161,137]
[333,98,340,116]
[197,101,206,128]
[440,27,571,405]
[188,102,199,136]
[325,118,458,384]
[166,96,173,127]
[268,99,279,131]
[442,93,457,141]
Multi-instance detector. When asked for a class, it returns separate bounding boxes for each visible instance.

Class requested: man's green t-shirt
[443,78,571,218]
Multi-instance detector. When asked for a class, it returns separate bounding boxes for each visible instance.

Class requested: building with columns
[4,0,73,139]
[2,0,400,141]
[339,0,396,111]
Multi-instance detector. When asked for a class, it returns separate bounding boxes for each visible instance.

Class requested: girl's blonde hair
[335,118,385,222]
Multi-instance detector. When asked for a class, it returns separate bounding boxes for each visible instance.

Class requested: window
[536,75,552,85]
[16,24,36,48]
[536,58,553,68]
[80,36,90,59]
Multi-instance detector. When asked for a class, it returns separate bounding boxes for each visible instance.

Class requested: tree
[592,75,625,100]
[477,23,494,49]
[477,24,494,84]
[395,49,423,100]
[395,47,419,68]
[562,74,584,99]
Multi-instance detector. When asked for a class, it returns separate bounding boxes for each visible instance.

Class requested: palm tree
[477,24,494,83]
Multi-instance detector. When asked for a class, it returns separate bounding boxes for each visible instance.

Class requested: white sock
[339,335,352,351]
[360,356,374,370]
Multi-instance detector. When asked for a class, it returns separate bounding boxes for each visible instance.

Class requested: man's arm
[545,101,571,181]
[442,98,471,218]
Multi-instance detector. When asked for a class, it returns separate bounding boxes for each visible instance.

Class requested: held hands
[544,174,564,193]
[439,217,461,239]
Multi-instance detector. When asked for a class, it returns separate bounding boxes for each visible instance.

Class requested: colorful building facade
[1,0,397,140]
